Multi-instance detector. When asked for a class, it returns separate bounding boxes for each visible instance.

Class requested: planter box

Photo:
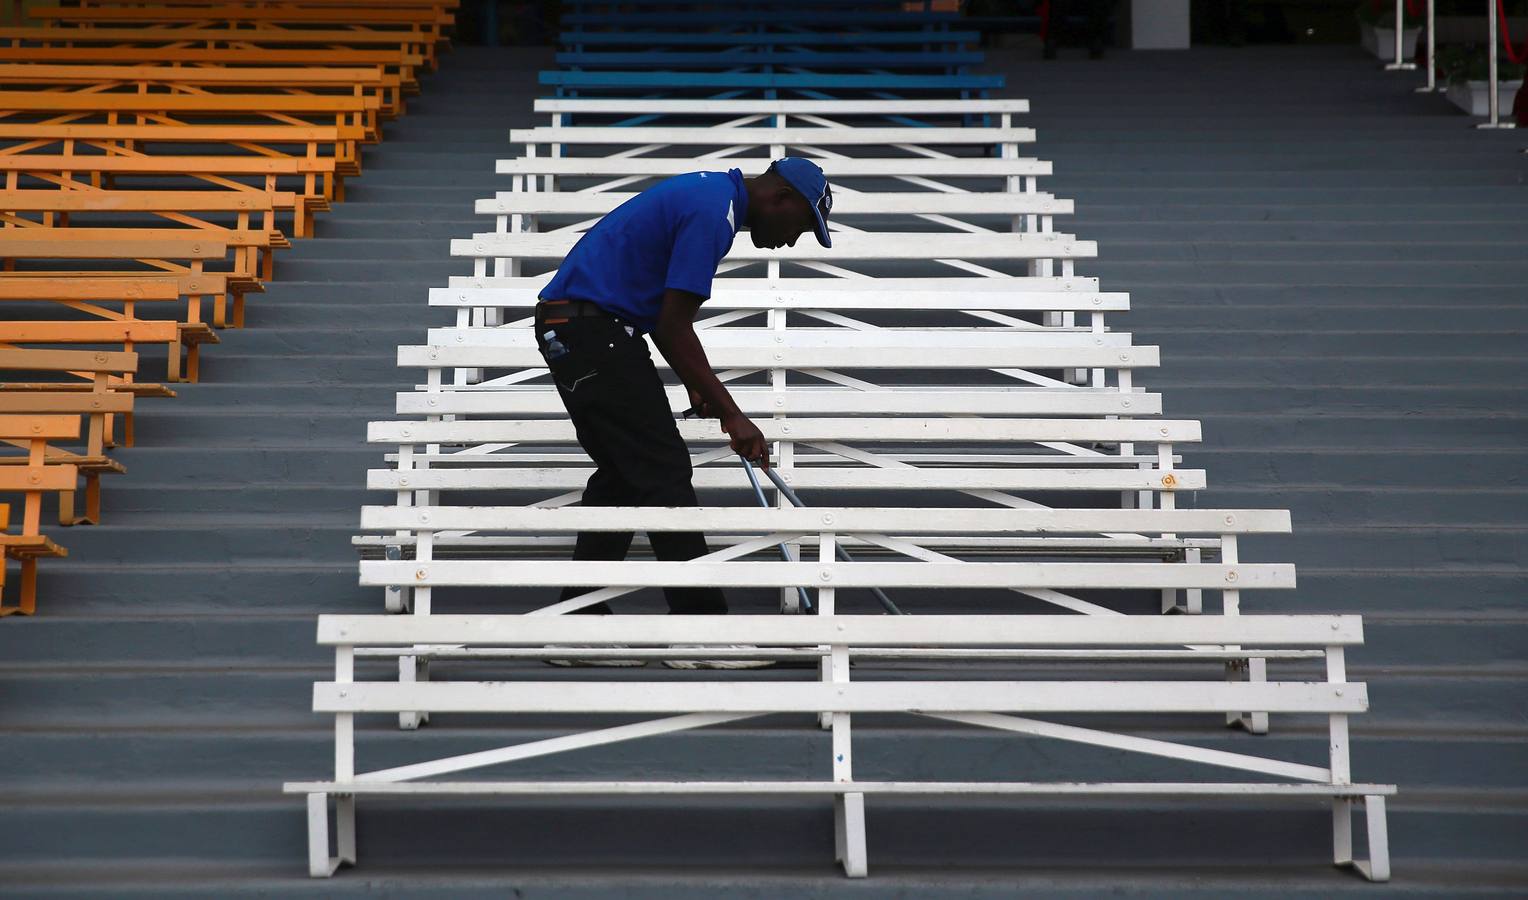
[1446,79,1524,116]
[1360,23,1420,60]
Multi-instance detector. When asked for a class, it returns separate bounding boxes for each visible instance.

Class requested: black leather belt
[535,299,610,324]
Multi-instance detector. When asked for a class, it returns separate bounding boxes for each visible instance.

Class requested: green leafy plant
[1437,44,1526,85]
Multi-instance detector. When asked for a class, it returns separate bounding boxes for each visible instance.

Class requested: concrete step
[0,718,1521,790]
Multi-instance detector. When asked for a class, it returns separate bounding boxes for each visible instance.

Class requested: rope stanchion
[1478,0,1520,128]
[1415,0,1439,92]
[1499,0,1528,129]
[1386,0,1418,71]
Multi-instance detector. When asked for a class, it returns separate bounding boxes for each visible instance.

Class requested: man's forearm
[652,323,739,419]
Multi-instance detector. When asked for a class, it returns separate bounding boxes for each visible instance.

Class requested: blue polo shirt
[539,169,748,334]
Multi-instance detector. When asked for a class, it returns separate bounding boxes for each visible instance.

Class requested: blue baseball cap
[769,157,832,248]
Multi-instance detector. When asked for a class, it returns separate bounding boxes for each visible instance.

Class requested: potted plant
[1438,44,1526,115]
[1357,0,1423,59]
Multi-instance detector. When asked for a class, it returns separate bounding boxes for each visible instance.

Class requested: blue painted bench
[558,29,981,47]
[539,70,1004,98]
[554,50,984,72]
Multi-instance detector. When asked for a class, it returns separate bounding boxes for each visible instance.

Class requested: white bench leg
[1333,796,1391,882]
[398,655,429,730]
[306,793,348,877]
[834,792,868,878]
[336,795,358,866]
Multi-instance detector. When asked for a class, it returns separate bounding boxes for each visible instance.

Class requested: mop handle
[738,455,814,613]
[755,463,903,616]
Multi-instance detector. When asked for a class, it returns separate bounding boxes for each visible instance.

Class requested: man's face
[749,185,816,249]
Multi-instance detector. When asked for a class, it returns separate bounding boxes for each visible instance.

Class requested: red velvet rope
[1038,0,1050,40]
[1498,0,1527,65]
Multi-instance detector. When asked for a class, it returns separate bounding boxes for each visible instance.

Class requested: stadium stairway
[0,45,1522,897]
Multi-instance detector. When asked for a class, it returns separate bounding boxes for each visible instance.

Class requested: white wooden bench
[285,613,1394,881]
[531,97,1034,128]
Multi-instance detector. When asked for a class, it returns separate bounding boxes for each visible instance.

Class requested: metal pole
[1386,0,1417,70]
[755,462,904,615]
[1478,0,1517,129]
[1415,0,1438,92]
[737,456,814,613]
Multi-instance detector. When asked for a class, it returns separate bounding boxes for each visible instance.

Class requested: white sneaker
[663,645,775,670]
[543,645,646,667]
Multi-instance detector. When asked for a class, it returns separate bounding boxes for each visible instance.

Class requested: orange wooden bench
[0,155,332,241]
[0,46,426,96]
[0,187,293,251]
[35,3,454,54]
[0,413,77,615]
[0,318,210,382]
[3,225,272,298]
[0,122,362,191]
[0,87,382,144]
[0,25,438,74]
[0,349,137,526]
[1,228,258,327]
[0,234,236,328]
[0,62,404,120]
[0,273,222,371]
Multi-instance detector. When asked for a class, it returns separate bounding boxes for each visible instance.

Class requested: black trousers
[534,312,728,615]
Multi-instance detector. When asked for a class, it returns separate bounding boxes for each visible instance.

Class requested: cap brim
[810,205,832,248]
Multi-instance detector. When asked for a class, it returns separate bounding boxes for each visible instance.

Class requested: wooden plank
[0,414,80,439]
[285,780,1396,797]
[454,232,1094,261]
[534,98,1029,114]
[510,126,1036,145]
[398,344,1154,370]
[495,157,1045,178]
[0,156,332,175]
[479,192,1069,217]
[357,506,1292,535]
[0,64,386,86]
[0,392,134,414]
[0,276,180,301]
[0,321,177,343]
[0,348,137,372]
[393,388,1158,417]
[425,325,1131,350]
[358,559,1289,591]
[0,92,378,113]
[0,189,297,213]
[367,467,1205,493]
[0,466,76,490]
[0,238,227,259]
[312,680,1363,715]
[439,276,1103,305]
[367,417,1202,446]
[539,71,1003,90]
[9,227,270,248]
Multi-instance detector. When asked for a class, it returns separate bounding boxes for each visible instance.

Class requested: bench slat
[433,281,1113,309]
[312,680,1363,715]
[358,559,1289,590]
[535,98,1026,114]
[368,418,1201,445]
[356,506,1291,535]
[510,126,1035,145]
[455,232,1093,261]
[367,467,1205,492]
[496,158,1046,177]
[284,780,1395,797]
[394,389,1159,417]
[425,326,1131,351]
[398,345,1155,370]
[480,192,1070,217]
